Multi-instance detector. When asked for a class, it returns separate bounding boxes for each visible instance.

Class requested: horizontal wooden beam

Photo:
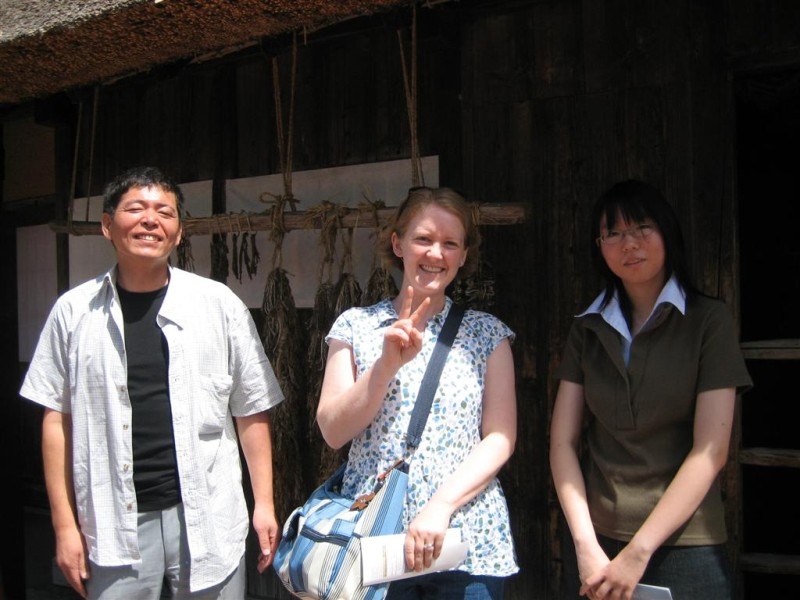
[740,339,800,360]
[739,447,800,468]
[739,552,800,575]
[49,203,527,236]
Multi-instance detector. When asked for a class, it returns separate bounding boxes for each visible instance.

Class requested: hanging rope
[302,201,345,284]
[397,5,423,187]
[67,86,100,232]
[271,32,299,208]
[84,85,100,222]
[269,195,289,269]
[67,99,84,233]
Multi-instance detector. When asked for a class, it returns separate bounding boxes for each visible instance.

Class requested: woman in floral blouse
[317,186,518,599]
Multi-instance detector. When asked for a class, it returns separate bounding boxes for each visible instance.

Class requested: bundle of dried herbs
[303,203,353,485]
[259,267,306,523]
[244,231,260,279]
[362,266,399,305]
[210,233,229,283]
[451,260,495,311]
[333,227,363,315]
[176,234,195,273]
[451,203,495,311]
[305,279,336,475]
[229,214,261,284]
[231,231,242,282]
[360,198,398,306]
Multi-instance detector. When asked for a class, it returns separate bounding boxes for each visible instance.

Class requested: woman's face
[599,212,667,295]
[392,204,468,300]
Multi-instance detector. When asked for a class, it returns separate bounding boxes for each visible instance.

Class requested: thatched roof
[0,0,411,106]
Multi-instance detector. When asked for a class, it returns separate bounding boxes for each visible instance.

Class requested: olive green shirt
[556,294,752,545]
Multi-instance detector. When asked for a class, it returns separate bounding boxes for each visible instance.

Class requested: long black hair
[591,180,697,314]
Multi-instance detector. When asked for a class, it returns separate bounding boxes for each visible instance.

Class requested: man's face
[101,185,182,268]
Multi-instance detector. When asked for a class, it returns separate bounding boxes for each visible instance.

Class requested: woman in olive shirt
[550,180,751,600]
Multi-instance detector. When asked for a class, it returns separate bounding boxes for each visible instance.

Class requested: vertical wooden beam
[0,119,26,600]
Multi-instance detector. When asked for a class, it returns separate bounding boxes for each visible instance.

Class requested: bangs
[602,199,652,231]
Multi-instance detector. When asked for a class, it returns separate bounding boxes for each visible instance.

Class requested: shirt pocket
[197,373,233,434]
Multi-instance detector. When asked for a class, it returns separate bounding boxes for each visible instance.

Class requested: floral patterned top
[326,297,519,576]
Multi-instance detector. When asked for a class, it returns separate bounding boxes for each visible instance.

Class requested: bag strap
[405,303,465,451]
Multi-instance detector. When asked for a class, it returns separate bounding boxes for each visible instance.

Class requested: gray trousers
[86,503,246,599]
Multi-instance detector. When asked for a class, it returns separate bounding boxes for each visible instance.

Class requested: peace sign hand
[382,286,432,374]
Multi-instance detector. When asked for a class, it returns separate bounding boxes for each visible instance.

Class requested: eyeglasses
[596,223,656,246]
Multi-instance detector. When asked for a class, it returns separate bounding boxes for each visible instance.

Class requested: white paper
[361,528,468,586]
[632,583,673,600]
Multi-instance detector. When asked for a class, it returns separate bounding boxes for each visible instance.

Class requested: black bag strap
[405,303,465,451]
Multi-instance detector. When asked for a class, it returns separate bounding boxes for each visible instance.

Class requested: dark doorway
[735,66,800,599]
[737,68,800,342]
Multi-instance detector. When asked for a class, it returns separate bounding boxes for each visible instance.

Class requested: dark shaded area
[740,360,800,450]
[736,66,800,600]
[737,68,800,342]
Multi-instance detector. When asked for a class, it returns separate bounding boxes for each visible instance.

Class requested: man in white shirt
[20,166,284,599]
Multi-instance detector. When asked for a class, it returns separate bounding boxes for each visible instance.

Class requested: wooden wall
[9,0,800,598]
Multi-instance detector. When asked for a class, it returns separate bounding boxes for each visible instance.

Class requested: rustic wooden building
[2,1,799,598]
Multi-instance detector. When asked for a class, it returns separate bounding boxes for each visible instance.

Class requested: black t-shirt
[117,284,181,511]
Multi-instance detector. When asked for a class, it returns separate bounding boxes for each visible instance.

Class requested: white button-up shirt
[20,266,284,591]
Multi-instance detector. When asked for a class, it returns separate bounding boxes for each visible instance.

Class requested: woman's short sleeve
[696,301,753,395]
[554,319,585,385]
[325,309,355,346]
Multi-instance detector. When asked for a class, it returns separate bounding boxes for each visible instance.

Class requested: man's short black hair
[103,166,185,219]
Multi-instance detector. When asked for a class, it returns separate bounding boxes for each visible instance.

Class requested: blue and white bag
[273,460,408,600]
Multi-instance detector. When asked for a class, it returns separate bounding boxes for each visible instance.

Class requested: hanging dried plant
[245,232,260,279]
[176,233,195,273]
[306,281,336,430]
[230,231,242,282]
[360,198,398,305]
[333,227,363,315]
[303,203,352,485]
[362,266,398,305]
[260,267,306,523]
[451,203,495,310]
[210,233,229,283]
[261,268,301,389]
[451,263,496,311]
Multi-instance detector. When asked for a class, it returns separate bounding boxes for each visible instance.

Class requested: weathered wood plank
[740,340,800,360]
[739,448,800,468]
[739,553,800,575]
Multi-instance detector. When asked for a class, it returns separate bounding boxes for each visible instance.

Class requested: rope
[267,32,299,270]
[358,196,386,270]
[67,100,84,234]
[271,32,298,205]
[397,5,423,187]
[270,195,288,269]
[85,85,100,222]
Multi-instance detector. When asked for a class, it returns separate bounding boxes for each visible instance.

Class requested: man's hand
[54,523,89,598]
[252,502,280,573]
